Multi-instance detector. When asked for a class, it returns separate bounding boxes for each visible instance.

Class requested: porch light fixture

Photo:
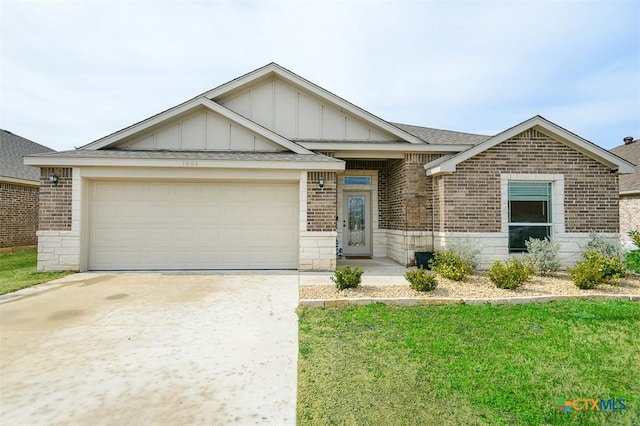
[319,176,325,190]
[48,172,59,186]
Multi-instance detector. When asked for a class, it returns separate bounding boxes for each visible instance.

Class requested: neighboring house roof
[392,123,490,145]
[610,139,640,195]
[425,115,636,176]
[0,129,54,184]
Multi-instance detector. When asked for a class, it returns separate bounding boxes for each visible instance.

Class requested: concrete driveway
[0,272,299,425]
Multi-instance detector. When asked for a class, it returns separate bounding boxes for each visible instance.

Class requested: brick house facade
[1,129,54,251]
[610,138,639,246]
[24,64,634,271]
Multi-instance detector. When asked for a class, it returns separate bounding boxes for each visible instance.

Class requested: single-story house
[1,129,54,251]
[24,63,635,271]
[610,137,639,246]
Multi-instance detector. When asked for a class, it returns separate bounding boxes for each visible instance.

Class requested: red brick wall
[0,182,39,248]
[307,172,337,231]
[38,167,72,231]
[439,129,619,232]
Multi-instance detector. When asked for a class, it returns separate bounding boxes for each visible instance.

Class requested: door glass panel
[348,196,365,246]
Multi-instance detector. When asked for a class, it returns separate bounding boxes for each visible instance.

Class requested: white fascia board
[82,97,207,150]
[24,155,345,171]
[0,176,40,186]
[300,142,471,153]
[424,115,636,176]
[205,63,427,145]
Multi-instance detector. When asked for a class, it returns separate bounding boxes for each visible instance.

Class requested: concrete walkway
[0,272,299,425]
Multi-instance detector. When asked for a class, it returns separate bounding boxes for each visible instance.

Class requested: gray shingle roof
[26,149,342,162]
[610,140,639,193]
[392,123,490,145]
[1,129,54,181]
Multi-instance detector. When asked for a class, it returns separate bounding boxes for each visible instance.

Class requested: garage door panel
[89,181,298,270]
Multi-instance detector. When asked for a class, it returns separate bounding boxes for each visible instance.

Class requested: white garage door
[89,181,299,270]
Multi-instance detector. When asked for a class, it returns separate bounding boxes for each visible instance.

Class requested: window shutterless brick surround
[0,182,39,249]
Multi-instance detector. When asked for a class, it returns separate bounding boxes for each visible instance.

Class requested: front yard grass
[298,301,640,425]
[0,249,73,295]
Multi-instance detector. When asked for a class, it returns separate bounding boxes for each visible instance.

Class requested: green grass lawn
[298,301,640,425]
[0,249,73,295]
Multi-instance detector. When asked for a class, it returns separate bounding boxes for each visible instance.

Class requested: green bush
[488,258,533,290]
[626,250,640,274]
[586,232,625,262]
[584,250,626,282]
[448,239,481,270]
[525,237,560,276]
[570,250,627,289]
[628,230,640,248]
[331,265,363,290]
[429,250,472,281]
[405,267,438,292]
[569,260,604,289]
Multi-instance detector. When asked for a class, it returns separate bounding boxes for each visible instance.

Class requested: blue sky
[1,0,639,151]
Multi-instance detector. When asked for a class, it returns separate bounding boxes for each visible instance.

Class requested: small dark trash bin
[415,252,434,270]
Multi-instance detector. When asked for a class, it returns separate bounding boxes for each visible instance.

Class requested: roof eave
[23,155,345,171]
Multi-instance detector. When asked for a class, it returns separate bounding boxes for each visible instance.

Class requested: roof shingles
[1,129,54,181]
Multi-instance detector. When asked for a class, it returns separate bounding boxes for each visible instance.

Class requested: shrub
[626,250,640,274]
[629,230,640,249]
[405,267,438,292]
[569,259,604,289]
[331,265,363,290]
[586,232,625,263]
[448,239,481,270]
[525,237,560,276]
[584,250,626,282]
[570,250,627,289]
[429,250,472,281]
[488,258,533,289]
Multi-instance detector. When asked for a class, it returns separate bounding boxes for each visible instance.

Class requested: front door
[342,192,371,257]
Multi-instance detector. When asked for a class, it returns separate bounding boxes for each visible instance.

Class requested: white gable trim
[425,116,636,176]
[81,97,312,154]
[204,63,426,145]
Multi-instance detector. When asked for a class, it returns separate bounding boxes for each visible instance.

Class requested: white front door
[342,191,371,257]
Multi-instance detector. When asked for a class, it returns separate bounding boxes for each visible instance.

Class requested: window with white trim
[508,182,552,253]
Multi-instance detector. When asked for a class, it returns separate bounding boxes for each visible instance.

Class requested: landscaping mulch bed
[299,272,640,300]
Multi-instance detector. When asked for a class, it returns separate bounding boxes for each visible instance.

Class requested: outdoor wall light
[319,176,325,190]
[48,172,59,186]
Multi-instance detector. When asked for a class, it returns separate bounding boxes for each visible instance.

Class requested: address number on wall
[182,160,199,167]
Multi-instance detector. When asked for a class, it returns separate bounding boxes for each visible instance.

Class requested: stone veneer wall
[439,129,618,233]
[620,195,640,244]
[302,171,337,271]
[36,168,79,271]
[0,182,39,249]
